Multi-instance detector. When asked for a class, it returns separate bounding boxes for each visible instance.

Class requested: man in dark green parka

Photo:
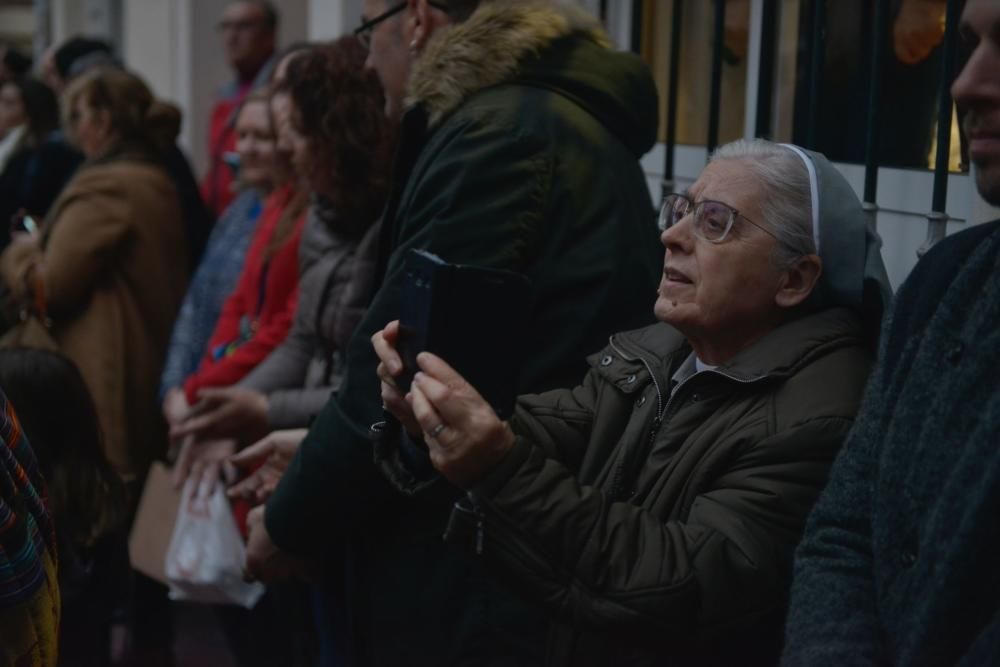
[246,1,663,663]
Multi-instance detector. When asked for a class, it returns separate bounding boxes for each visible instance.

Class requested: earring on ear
[409,39,418,56]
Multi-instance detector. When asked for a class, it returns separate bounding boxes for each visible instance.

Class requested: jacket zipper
[605,336,770,500]
[465,493,486,555]
[608,336,668,499]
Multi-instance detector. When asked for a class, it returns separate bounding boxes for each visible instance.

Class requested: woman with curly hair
[171,36,394,474]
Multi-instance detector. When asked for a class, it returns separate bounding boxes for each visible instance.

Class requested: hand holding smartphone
[397,249,530,420]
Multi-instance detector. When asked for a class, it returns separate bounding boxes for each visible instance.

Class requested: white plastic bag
[164,477,265,609]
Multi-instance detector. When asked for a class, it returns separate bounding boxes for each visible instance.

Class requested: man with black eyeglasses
[242,0,665,664]
[202,0,277,217]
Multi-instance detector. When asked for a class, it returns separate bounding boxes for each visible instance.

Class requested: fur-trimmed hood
[406,0,658,156]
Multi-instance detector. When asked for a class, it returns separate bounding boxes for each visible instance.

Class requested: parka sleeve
[375,366,601,497]
[504,370,603,473]
[449,415,852,641]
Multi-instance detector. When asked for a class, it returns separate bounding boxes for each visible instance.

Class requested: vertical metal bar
[862,0,891,229]
[918,0,962,257]
[630,0,645,55]
[754,0,778,138]
[743,0,765,138]
[662,0,684,201]
[33,0,52,65]
[707,0,726,155]
[805,0,826,149]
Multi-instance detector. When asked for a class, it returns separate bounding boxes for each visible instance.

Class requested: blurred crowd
[0,1,998,666]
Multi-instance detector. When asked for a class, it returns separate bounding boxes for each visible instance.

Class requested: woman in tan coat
[0,67,188,482]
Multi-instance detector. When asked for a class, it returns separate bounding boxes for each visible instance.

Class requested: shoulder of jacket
[879,218,1000,374]
[916,219,1000,279]
[582,323,686,390]
[426,89,555,151]
[772,338,872,431]
[76,159,169,188]
[610,322,687,359]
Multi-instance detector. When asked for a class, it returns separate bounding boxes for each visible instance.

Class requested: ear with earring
[409,39,418,56]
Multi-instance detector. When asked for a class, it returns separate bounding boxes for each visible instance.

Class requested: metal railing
[649,0,966,257]
[919,0,963,256]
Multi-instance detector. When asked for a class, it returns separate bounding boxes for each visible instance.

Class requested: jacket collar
[406,0,610,128]
[612,307,864,385]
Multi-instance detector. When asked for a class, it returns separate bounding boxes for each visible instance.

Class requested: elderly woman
[0,68,188,482]
[373,139,892,665]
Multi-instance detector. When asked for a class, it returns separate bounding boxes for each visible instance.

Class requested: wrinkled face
[361,0,412,118]
[234,100,275,190]
[219,2,275,77]
[0,82,25,134]
[67,96,110,159]
[952,0,1000,205]
[654,160,785,345]
[269,91,295,184]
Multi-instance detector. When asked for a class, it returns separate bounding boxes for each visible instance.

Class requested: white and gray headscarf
[784,144,892,343]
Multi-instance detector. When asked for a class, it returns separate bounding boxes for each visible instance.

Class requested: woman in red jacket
[183,179,305,400]
[162,85,308,453]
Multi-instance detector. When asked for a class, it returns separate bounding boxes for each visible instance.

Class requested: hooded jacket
[264,2,662,663]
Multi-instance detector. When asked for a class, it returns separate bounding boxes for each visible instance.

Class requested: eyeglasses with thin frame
[659,193,781,245]
[354,1,449,50]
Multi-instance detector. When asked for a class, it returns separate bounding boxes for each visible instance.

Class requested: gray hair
[710,138,816,267]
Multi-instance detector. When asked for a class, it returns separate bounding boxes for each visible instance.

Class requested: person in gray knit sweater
[783,1,1000,663]
[171,38,394,461]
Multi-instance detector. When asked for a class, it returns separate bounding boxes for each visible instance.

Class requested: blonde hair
[63,67,180,155]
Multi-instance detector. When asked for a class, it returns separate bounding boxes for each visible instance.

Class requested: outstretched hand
[170,435,238,492]
[169,386,270,445]
[227,428,307,505]
[406,352,516,489]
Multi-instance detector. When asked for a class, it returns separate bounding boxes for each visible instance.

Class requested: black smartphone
[397,249,530,419]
